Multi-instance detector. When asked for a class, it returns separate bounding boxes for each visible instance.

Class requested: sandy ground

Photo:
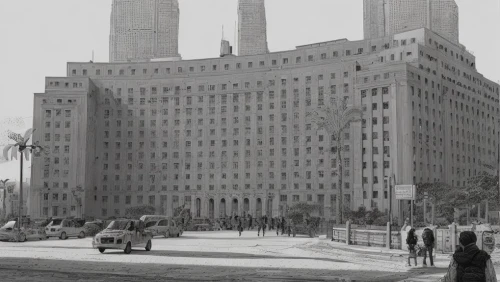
[0,230,488,282]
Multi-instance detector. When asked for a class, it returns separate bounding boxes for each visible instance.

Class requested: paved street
[0,231,454,281]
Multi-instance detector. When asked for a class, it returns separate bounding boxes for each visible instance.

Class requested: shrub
[84,223,103,237]
[125,205,156,219]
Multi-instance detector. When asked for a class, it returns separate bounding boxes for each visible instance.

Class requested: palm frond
[23,128,35,145]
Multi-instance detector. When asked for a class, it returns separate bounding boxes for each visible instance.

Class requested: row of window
[73,49,358,77]
[42,206,76,217]
[44,109,72,118]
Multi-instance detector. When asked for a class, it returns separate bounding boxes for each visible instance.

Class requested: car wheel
[124,242,132,254]
[60,232,67,240]
[18,233,27,242]
[145,240,152,251]
[98,248,106,253]
[78,231,85,239]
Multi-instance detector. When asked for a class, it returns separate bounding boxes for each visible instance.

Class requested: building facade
[30,27,499,220]
[110,0,180,62]
[364,0,459,44]
[238,0,269,56]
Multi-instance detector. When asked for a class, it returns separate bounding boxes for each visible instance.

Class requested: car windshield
[0,221,16,230]
[145,221,157,228]
[106,220,130,230]
[51,219,63,226]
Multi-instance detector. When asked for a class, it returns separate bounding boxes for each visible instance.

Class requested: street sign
[395,185,416,200]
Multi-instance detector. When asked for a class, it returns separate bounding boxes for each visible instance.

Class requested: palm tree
[0,179,9,220]
[2,128,43,233]
[309,97,362,225]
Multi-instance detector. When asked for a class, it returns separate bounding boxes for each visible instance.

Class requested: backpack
[457,251,488,282]
[406,235,417,245]
[422,229,434,246]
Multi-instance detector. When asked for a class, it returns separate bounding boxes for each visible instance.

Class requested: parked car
[45,218,86,240]
[92,219,153,254]
[144,218,181,238]
[0,221,46,242]
[140,215,181,238]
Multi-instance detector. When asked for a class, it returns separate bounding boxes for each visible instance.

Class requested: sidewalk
[323,237,451,259]
[321,238,450,282]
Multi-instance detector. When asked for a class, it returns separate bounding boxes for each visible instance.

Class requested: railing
[331,221,495,253]
[332,223,401,249]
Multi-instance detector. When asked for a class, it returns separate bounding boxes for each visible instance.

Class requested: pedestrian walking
[276,218,281,236]
[441,231,497,282]
[281,217,286,235]
[261,217,266,237]
[422,227,435,267]
[248,214,253,230]
[238,218,244,237]
[406,228,418,267]
[257,218,262,236]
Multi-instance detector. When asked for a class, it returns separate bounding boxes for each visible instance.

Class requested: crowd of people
[213,214,297,237]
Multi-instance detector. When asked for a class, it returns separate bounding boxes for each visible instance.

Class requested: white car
[45,218,86,240]
[0,221,46,242]
[92,219,153,254]
[144,217,181,238]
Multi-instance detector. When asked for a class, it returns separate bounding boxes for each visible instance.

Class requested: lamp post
[3,129,43,235]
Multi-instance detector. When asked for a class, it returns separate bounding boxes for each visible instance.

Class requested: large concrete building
[29,2,499,221]
[109,0,180,62]
[238,0,269,56]
[29,27,499,220]
[364,0,459,44]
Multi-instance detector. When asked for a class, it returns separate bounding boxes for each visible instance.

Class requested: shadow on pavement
[0,257,411,282]
[100,248,347,263]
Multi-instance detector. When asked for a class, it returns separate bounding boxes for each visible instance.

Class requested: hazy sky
[0,0,499,123]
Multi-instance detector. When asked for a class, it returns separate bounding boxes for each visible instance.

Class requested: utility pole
[19,151,24,231]
[423,192,428,225]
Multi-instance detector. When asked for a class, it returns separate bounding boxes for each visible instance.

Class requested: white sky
[0,0,499,123]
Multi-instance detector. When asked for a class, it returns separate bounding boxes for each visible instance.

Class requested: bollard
[386,222,391,249]
[346,220,351,245]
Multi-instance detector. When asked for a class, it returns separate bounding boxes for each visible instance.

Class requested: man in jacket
[441,231,497,282]
[422,227,435,266]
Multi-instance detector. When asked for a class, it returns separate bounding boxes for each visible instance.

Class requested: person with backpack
[422,227,435,267]
[406,228,418,267]
[441,231,497,282]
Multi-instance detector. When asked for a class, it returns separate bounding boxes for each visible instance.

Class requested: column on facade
[214,195,220,219]
[262,195,267,217]
[273,196,280,218]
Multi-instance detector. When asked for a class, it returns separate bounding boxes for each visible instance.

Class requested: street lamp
[0,179,9,220]
[3,128,43,234]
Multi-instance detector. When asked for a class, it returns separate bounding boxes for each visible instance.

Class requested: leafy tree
[125,205,155,219]
[309,97,362,225]
[287,203,320,225]
[464,171,498,204]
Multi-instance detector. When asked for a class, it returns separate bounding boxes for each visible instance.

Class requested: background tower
[363,0,459,44]
[238,0,269,56]
[109,0,180,62]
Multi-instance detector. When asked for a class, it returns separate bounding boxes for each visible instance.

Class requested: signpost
[395,185,416,227]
